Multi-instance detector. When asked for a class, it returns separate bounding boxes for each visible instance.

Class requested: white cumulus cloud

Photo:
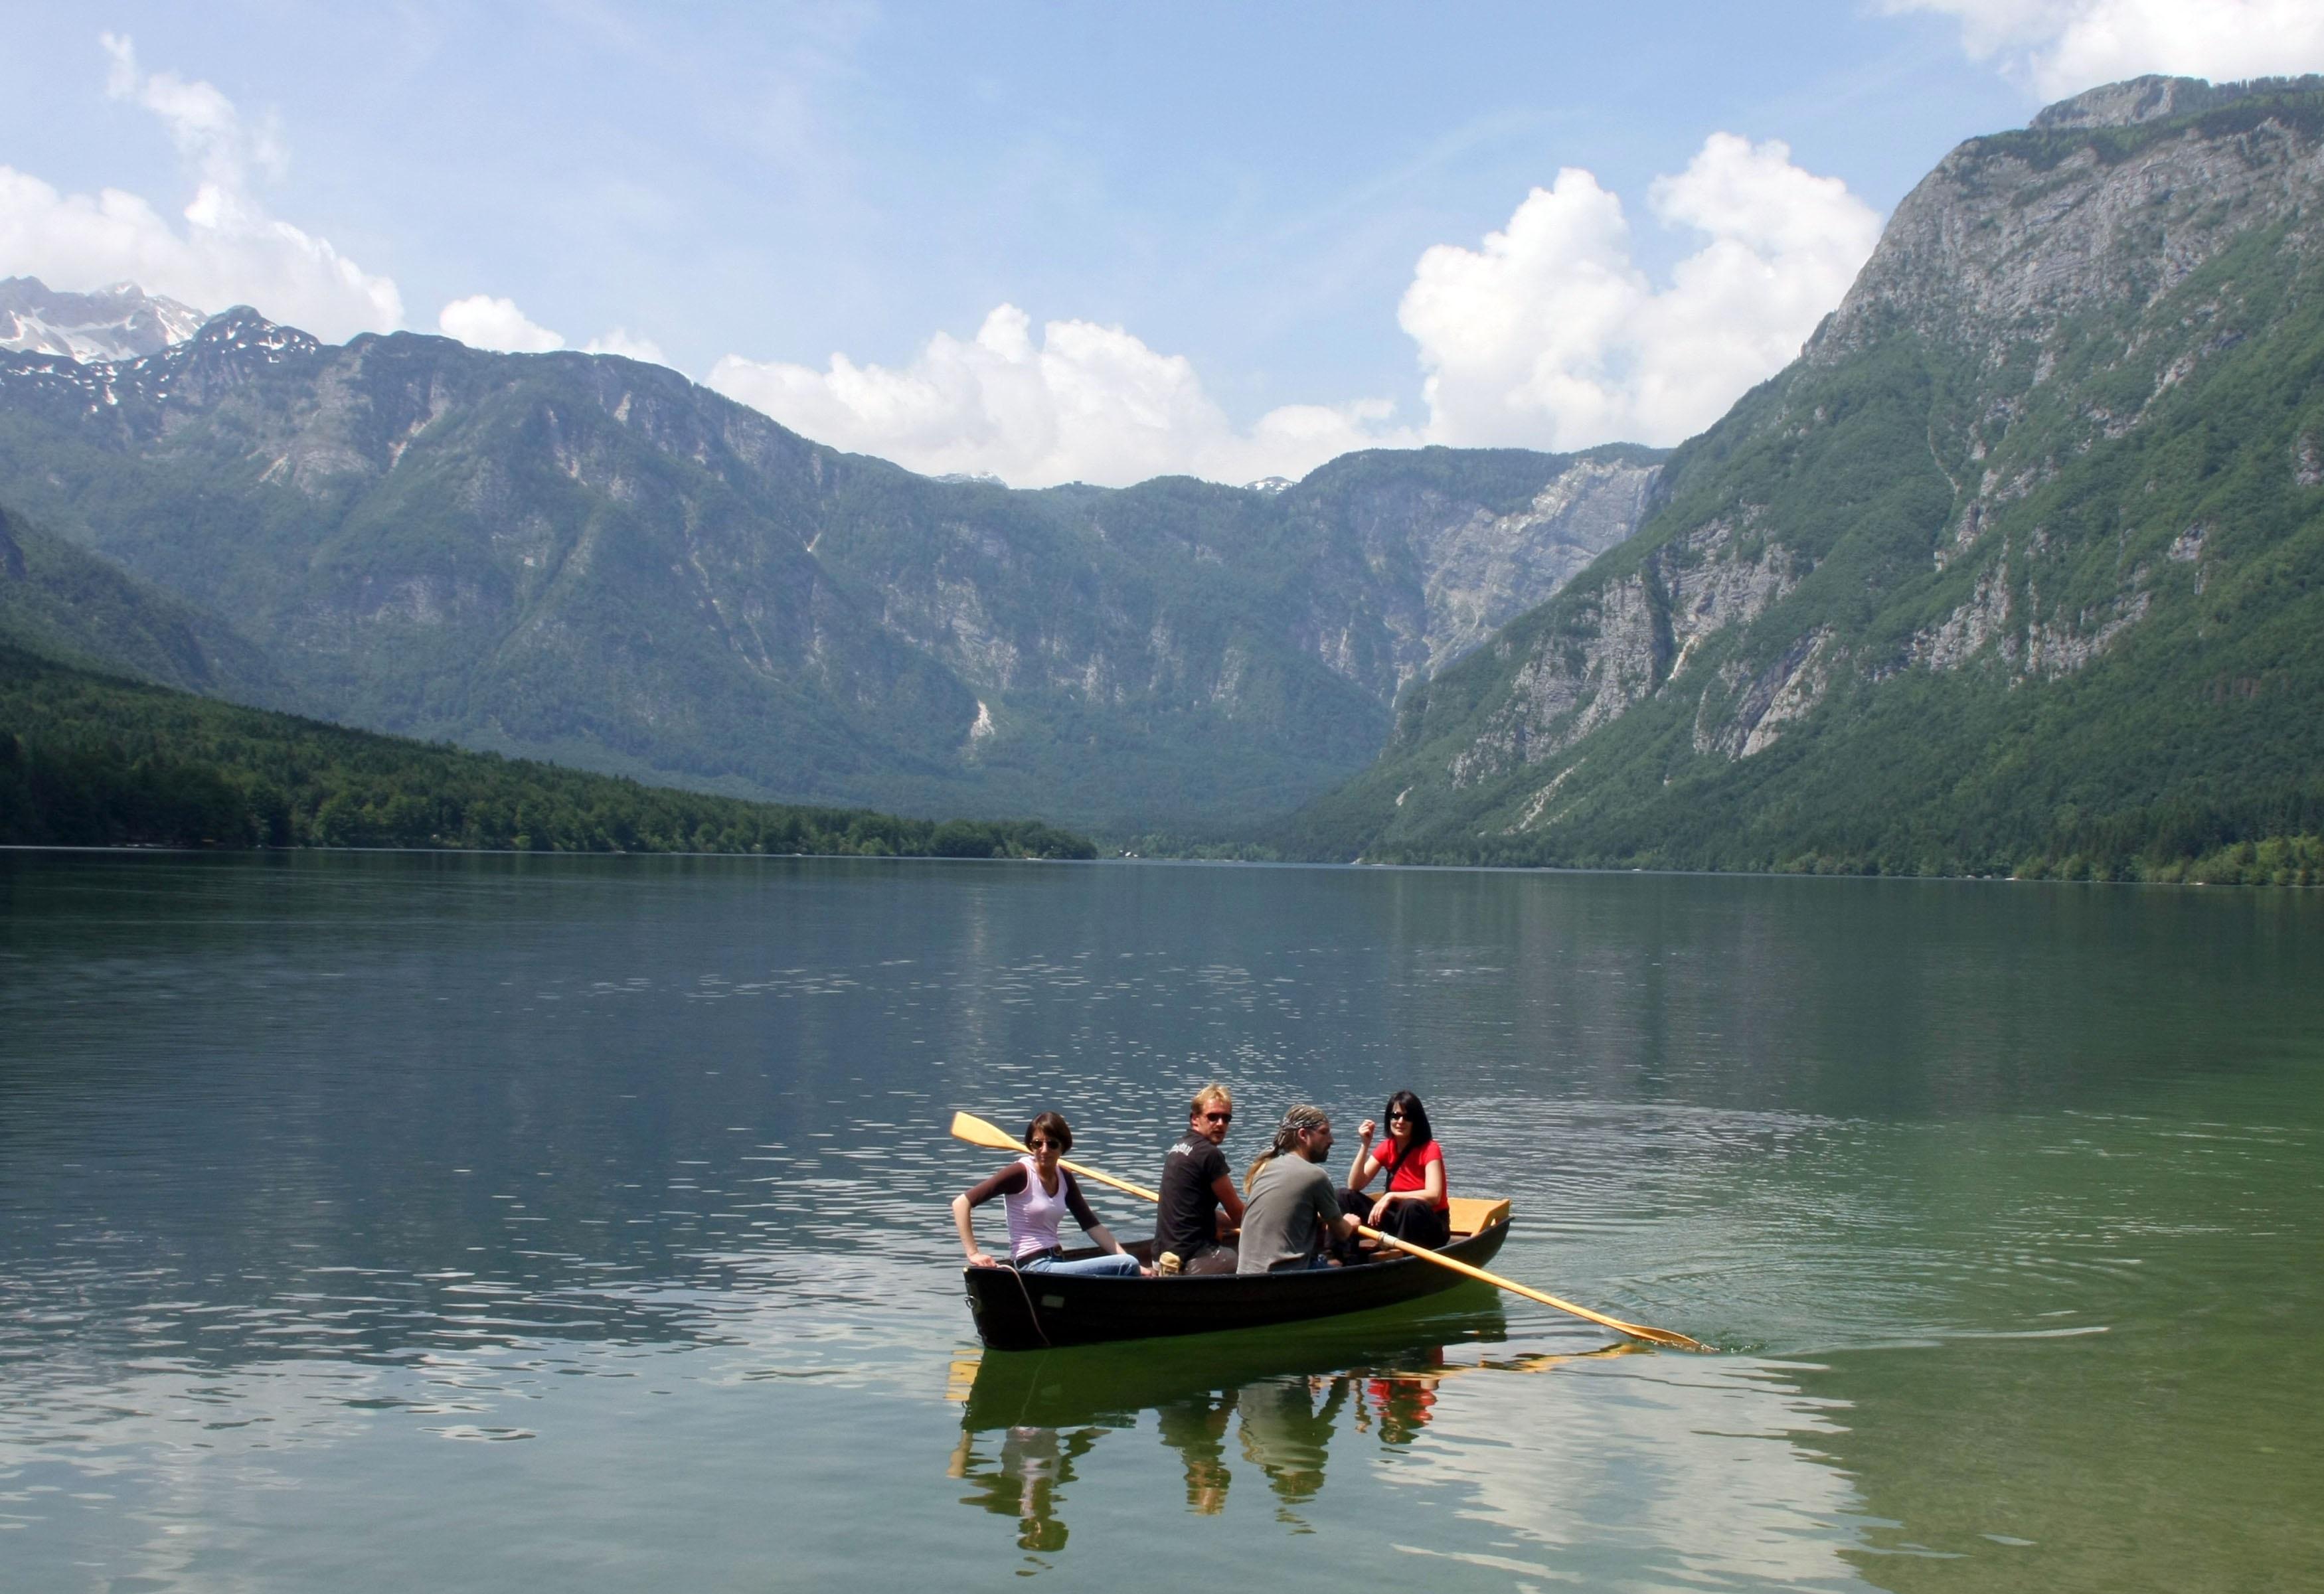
[100,32,284,189]
[0,35,402,341]
[1890,0,2324,100]
[1398,133,1881,451]
[584,327,668,365]
[434,302,672,366]
[706,304,1413,489]
[706,136,1873,483]
[438,294,565,353]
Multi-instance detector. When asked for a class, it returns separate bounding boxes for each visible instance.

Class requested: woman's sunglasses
[1029,1137,1064,1150]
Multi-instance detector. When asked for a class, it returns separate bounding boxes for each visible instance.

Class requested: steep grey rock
[1410,454,1660,680]
[1445,571,1663,788]
[1813,75,2324,367]
[1291,74,2324,873]
[1442,515,1799,789]
[2029,74,2301,131]
[1514,74,2324,759]
[1695,625,1838,761]
[1661,517,1799,679]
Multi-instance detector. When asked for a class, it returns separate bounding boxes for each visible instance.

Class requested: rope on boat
[1004,1263,1053,1350]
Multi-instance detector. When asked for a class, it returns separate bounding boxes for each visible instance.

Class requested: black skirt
[1338,1187,1451,1249]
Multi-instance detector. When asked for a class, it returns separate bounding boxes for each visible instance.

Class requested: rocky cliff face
[1440,513,1803,789]
[0,318,1662,831]
[1404,452,1661,680]
[1813,76,2324,366]
[1291,76,2324,874]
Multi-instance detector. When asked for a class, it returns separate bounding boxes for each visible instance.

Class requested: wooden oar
[948,1110,1161,1202]
[1353,1224,1712,1352]
[947,1109,1710,1352]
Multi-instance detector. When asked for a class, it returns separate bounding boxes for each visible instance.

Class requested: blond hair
[1189,1082,1233,1120]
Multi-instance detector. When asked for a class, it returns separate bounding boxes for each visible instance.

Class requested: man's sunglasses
[1201,1111,1232,1123]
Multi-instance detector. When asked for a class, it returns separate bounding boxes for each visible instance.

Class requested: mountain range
[0,301,1658,832]
[1284,74,2324,878]
[5,74,2324,875]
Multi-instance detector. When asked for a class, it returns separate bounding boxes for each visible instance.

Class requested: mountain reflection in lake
[3,852,2318,1591]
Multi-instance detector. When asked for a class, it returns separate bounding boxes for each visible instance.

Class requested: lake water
[1,852,2317,1592]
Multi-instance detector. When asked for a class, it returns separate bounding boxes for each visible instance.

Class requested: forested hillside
[1282,76,2324,887]
[0,645,1092,858]
[0,502,291,706]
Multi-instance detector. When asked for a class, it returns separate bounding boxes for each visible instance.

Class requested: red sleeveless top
[1383,1139,1448,1210]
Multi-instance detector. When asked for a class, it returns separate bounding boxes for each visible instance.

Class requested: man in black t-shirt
[1153,1083,1245,1275]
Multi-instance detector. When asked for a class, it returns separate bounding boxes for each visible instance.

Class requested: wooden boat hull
[961,1216,1513,1352]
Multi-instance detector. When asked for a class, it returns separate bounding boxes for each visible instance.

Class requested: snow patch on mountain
[0,277,207,362]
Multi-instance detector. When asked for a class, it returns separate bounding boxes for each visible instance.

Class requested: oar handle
[1062,1157,1159,1204]
[1356,1224,1710,1352]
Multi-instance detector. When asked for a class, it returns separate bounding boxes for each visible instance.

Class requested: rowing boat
[961,1196,1513,1352]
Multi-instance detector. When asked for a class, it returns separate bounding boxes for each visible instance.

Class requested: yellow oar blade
[948,1110,1028,1153]
[946,1110,1162,1204]
[1357,1225,1712,1353]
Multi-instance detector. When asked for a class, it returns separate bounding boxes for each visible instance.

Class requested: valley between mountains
[6,74,2324,880]
[0,301,1658,833]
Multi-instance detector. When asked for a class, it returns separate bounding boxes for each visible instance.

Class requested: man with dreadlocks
[1236,1104,1361,1273]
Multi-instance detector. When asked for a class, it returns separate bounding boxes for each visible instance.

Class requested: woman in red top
[1343,1090,1450,1249]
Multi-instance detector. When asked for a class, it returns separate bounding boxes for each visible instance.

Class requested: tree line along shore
[0,646,1096,860]
[6,635,2318,884]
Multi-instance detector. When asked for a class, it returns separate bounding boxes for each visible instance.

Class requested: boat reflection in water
[948,1303,1641,1548]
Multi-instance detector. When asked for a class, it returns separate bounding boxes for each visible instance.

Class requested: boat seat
[1446,1196,1509,1238]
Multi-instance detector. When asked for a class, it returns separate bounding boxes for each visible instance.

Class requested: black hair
[1380,1091,1432,1176]
[1026,1111,1073,1153]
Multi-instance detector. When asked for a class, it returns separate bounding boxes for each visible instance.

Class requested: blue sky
[4,2,2321,484]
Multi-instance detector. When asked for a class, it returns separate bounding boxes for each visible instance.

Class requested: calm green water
[1,853,2317,1592]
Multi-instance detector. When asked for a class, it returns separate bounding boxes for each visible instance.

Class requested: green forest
[0,645,1095,859]
[1272,138,2324,890]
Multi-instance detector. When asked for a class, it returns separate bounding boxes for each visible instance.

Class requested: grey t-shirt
[1236,1153,1341,1273]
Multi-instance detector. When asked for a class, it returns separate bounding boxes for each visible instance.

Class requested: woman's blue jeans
[1019,1251,1142,1277]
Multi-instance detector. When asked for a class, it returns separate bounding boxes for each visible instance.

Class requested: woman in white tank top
[952,1111,1148,1277]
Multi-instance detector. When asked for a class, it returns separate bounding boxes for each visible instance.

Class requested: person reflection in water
[1236,1373,1349,1510]
[1358,1369,1442,1447]
[949,1423,1096,1553]
[1154,1392,1234,1514]
[952,1111,1151,1276]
